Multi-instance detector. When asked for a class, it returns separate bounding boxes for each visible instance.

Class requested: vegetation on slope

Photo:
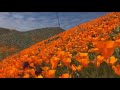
[0,27,64,60]
[0,12,120,78]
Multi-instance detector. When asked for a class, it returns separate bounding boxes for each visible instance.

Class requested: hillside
[0,28,19,35]
[0,27,64,60]
[0,12,120,78]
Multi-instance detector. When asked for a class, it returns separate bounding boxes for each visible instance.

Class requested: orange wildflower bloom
[29,69,36,77]
[76,65,82,71]
[71,64,76,71]
[115,39,120,47]
[89,48,100,54]
[45,70,56,78]
[23,73,30,78]
[50,57,60,69]
[36,75,43,78]
[56,51,65,59]
[59,73,69,78]
[29,63,34,68]
[62,58,71,66]
[75,52,88,61]
[96,41,116,59]
[79,59,89,67]
[96,55,104,63]
[79,53,88,58]
[42,67,50,71]
[112,65,120,76]
[109,56,117,65]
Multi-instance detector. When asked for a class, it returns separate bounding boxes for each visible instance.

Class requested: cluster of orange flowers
[0,12,120,78]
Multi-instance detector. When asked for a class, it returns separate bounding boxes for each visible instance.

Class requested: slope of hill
[0,28,19,35]
[0,27,65,60]
[22,27,65,45]
[0,12,120,78]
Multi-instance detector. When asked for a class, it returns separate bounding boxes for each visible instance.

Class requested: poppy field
[0,12,120,78]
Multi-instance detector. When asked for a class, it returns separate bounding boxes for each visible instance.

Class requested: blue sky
[0,12,108,31]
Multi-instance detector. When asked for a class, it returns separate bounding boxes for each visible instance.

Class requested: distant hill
[0,27,65,60]
[0,28,19,35]
[22,27,65,45]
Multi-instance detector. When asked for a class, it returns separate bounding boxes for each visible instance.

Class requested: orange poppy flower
[0,69,4,73]
[115,39,120,47]
[29,63,34,68]
[96,41,116,59]
[75,52,88,60]
[76,65,82,71]
[109,56,117,65]
[44,59,50,64]
[96,41,104,48]
[105,41,116,48]
[79,59,89,67]
[29,69,36,77]
[62,58,71,66]
[50,57,60,69]
[36,75,43,78]
[96,55,104,63]
[89,48,100,54]
[71,64,76,71]
[35,59,43,65]
[79,53,88,57]
[112,65,120,76]
[56,51,65,59]
[59,73,69,78]
[15,62,21,69]
[96,61,100,67]
[42,67,50,71]
[23,73,30,78]
[45,70,56,78]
